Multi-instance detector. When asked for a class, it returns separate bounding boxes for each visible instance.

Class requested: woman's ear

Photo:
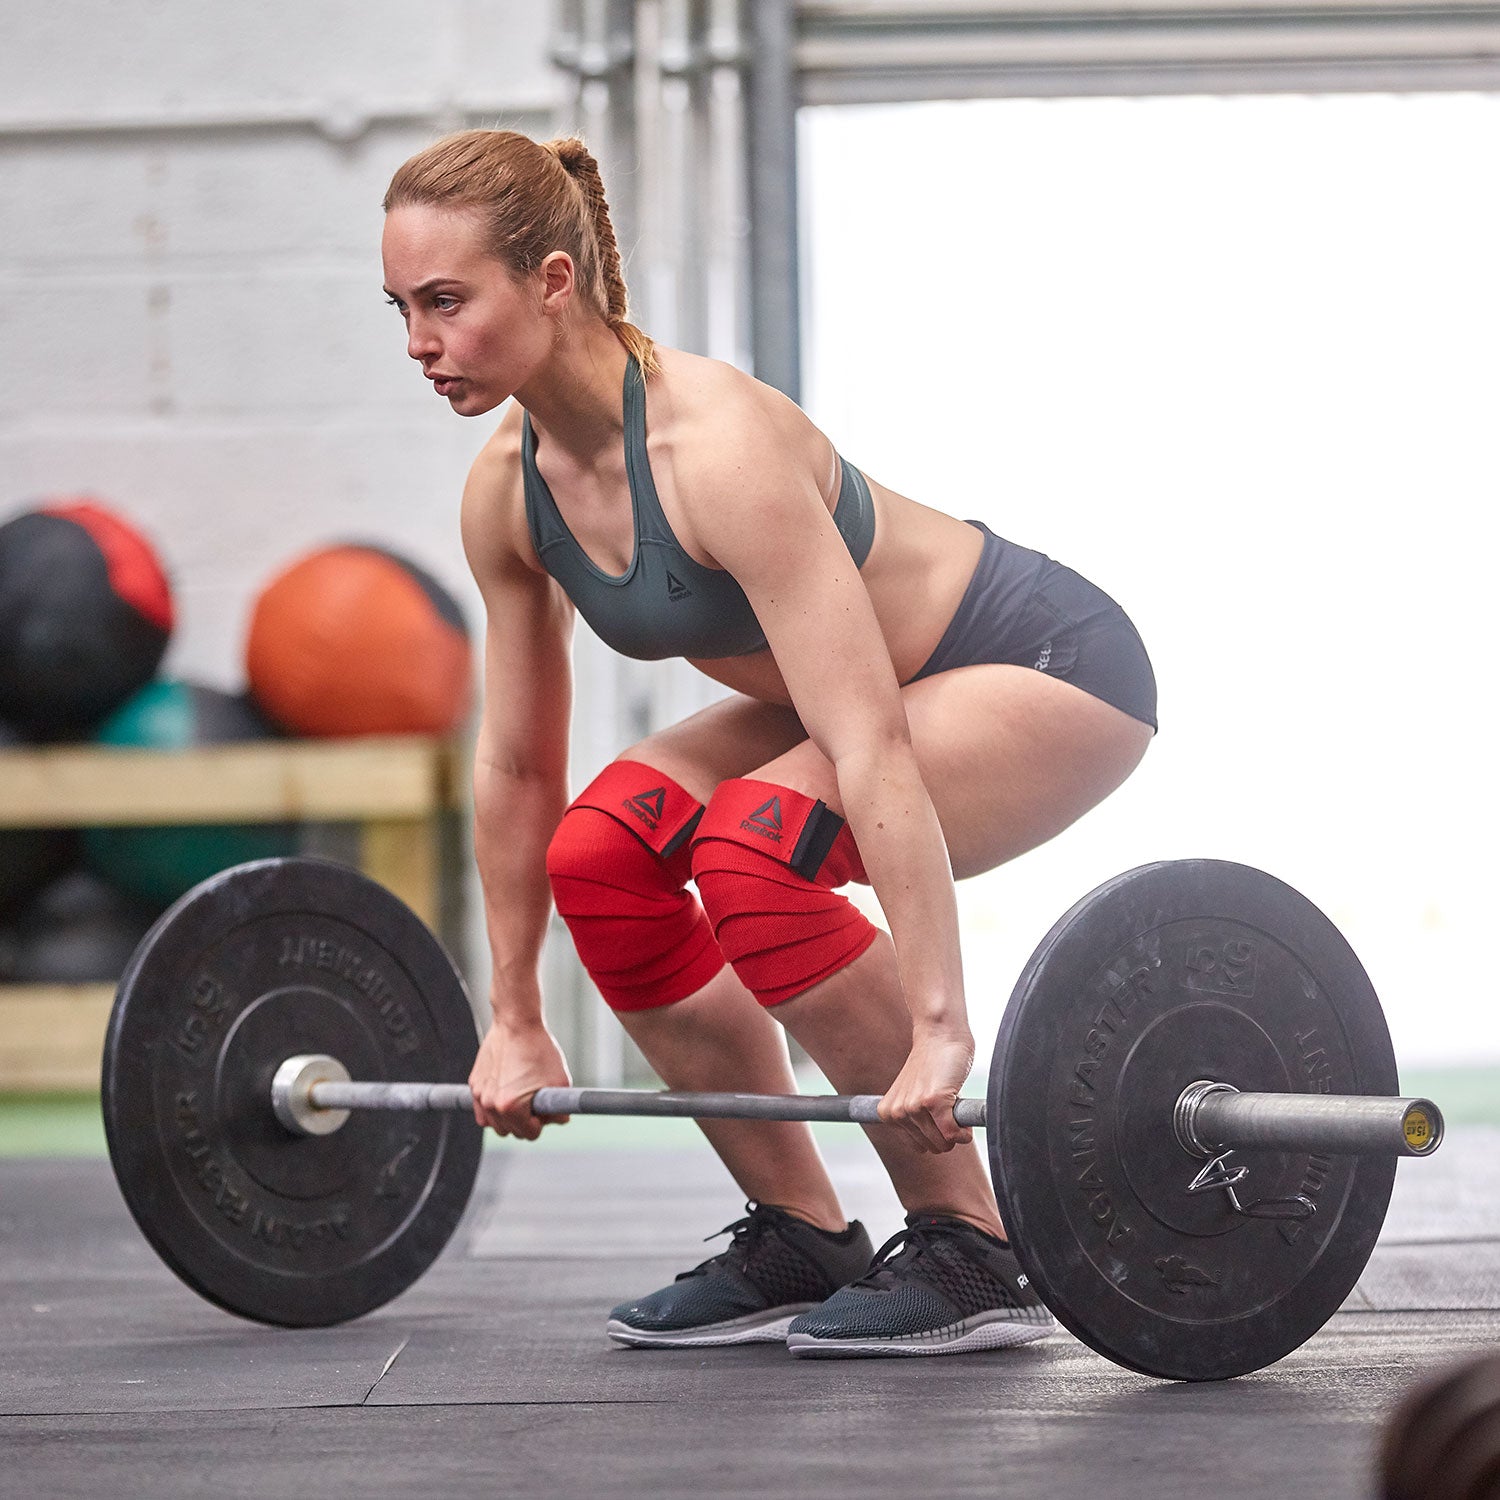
[537,250,577,315]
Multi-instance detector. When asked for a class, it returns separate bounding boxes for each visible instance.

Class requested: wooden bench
[0,736,466,1091]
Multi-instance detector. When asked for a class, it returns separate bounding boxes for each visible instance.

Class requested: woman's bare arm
[460,426,578,1137]
[675,390,973,1147]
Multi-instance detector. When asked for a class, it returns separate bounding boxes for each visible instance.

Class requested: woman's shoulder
[656,346,804,420]
[651,346,828,471]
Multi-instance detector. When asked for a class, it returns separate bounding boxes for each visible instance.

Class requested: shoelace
[675,1201,773,1282]
[851,1221,962,1289]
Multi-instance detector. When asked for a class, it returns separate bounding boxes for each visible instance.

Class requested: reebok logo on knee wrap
[741,797,785,843]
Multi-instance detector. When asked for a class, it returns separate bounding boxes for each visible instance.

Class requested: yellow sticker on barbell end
[1403,1107,1434,1149]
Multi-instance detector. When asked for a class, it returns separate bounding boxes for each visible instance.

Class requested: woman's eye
[434,296,458,311]
[385,297,405,313]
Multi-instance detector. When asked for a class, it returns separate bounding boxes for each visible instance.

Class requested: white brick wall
[0,2,556,125]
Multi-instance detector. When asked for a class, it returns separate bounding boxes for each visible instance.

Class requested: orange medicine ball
[246,544,472,737]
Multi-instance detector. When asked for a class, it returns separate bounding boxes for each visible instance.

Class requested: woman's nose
[407,317,440,362]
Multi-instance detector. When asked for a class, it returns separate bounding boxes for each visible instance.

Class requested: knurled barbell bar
[101,854,1441,1381]
[270,1053,1440,1160]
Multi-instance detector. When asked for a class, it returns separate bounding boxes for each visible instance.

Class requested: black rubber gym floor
[3,1122,1497,1498]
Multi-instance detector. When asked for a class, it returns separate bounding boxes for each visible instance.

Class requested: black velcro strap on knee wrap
[789,802,847,883]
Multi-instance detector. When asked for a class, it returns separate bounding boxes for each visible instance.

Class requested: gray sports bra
[521,357,875,661]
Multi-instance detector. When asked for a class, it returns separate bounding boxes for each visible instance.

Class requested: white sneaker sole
[787,1310,1056,1358]
[607,1304,818,1349]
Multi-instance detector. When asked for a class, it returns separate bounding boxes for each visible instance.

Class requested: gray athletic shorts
[908,521,1158,732]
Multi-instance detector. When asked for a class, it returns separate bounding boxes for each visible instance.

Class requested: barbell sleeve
[1175,1080,1443,1158]
[310,1080,476,1113]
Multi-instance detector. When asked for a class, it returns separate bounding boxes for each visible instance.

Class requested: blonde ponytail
[544,137,660,378]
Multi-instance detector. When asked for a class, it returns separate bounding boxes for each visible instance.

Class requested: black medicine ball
[0,870,166,985]
[0,499,174,739]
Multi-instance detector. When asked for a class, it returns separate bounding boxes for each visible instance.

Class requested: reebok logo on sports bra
[666,570,691,602]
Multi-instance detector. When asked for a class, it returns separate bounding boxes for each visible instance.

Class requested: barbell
[101,854,1443,1382]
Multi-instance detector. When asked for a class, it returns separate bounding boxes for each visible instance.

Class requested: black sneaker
[785,1212,1055,1358]
[606,1202,874,1348]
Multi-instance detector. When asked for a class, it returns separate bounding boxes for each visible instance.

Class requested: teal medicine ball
[83,680,299,906]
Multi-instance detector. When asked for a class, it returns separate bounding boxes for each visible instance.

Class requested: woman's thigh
[612,667,1150,879]
[613,693,808,803]
[755,666,1153,880]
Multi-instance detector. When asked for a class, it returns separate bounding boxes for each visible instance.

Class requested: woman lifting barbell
[380,130,1157,1357]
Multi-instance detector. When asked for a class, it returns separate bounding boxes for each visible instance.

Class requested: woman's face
[381,204,555,417]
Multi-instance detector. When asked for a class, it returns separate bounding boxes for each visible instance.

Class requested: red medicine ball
[246,544,472,737]
[0,499,174,739]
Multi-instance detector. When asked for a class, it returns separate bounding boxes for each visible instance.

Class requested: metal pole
[746,0,801,399]
[705,0,750,369]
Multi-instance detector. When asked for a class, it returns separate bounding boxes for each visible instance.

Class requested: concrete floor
[2,1124,1497,1498]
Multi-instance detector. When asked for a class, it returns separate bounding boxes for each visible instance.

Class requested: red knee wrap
[546,761,725,1011]
[690,778,875,1008]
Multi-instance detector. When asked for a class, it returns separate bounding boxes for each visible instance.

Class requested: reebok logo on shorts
[624,788,666,831]
[741,797,783,843]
